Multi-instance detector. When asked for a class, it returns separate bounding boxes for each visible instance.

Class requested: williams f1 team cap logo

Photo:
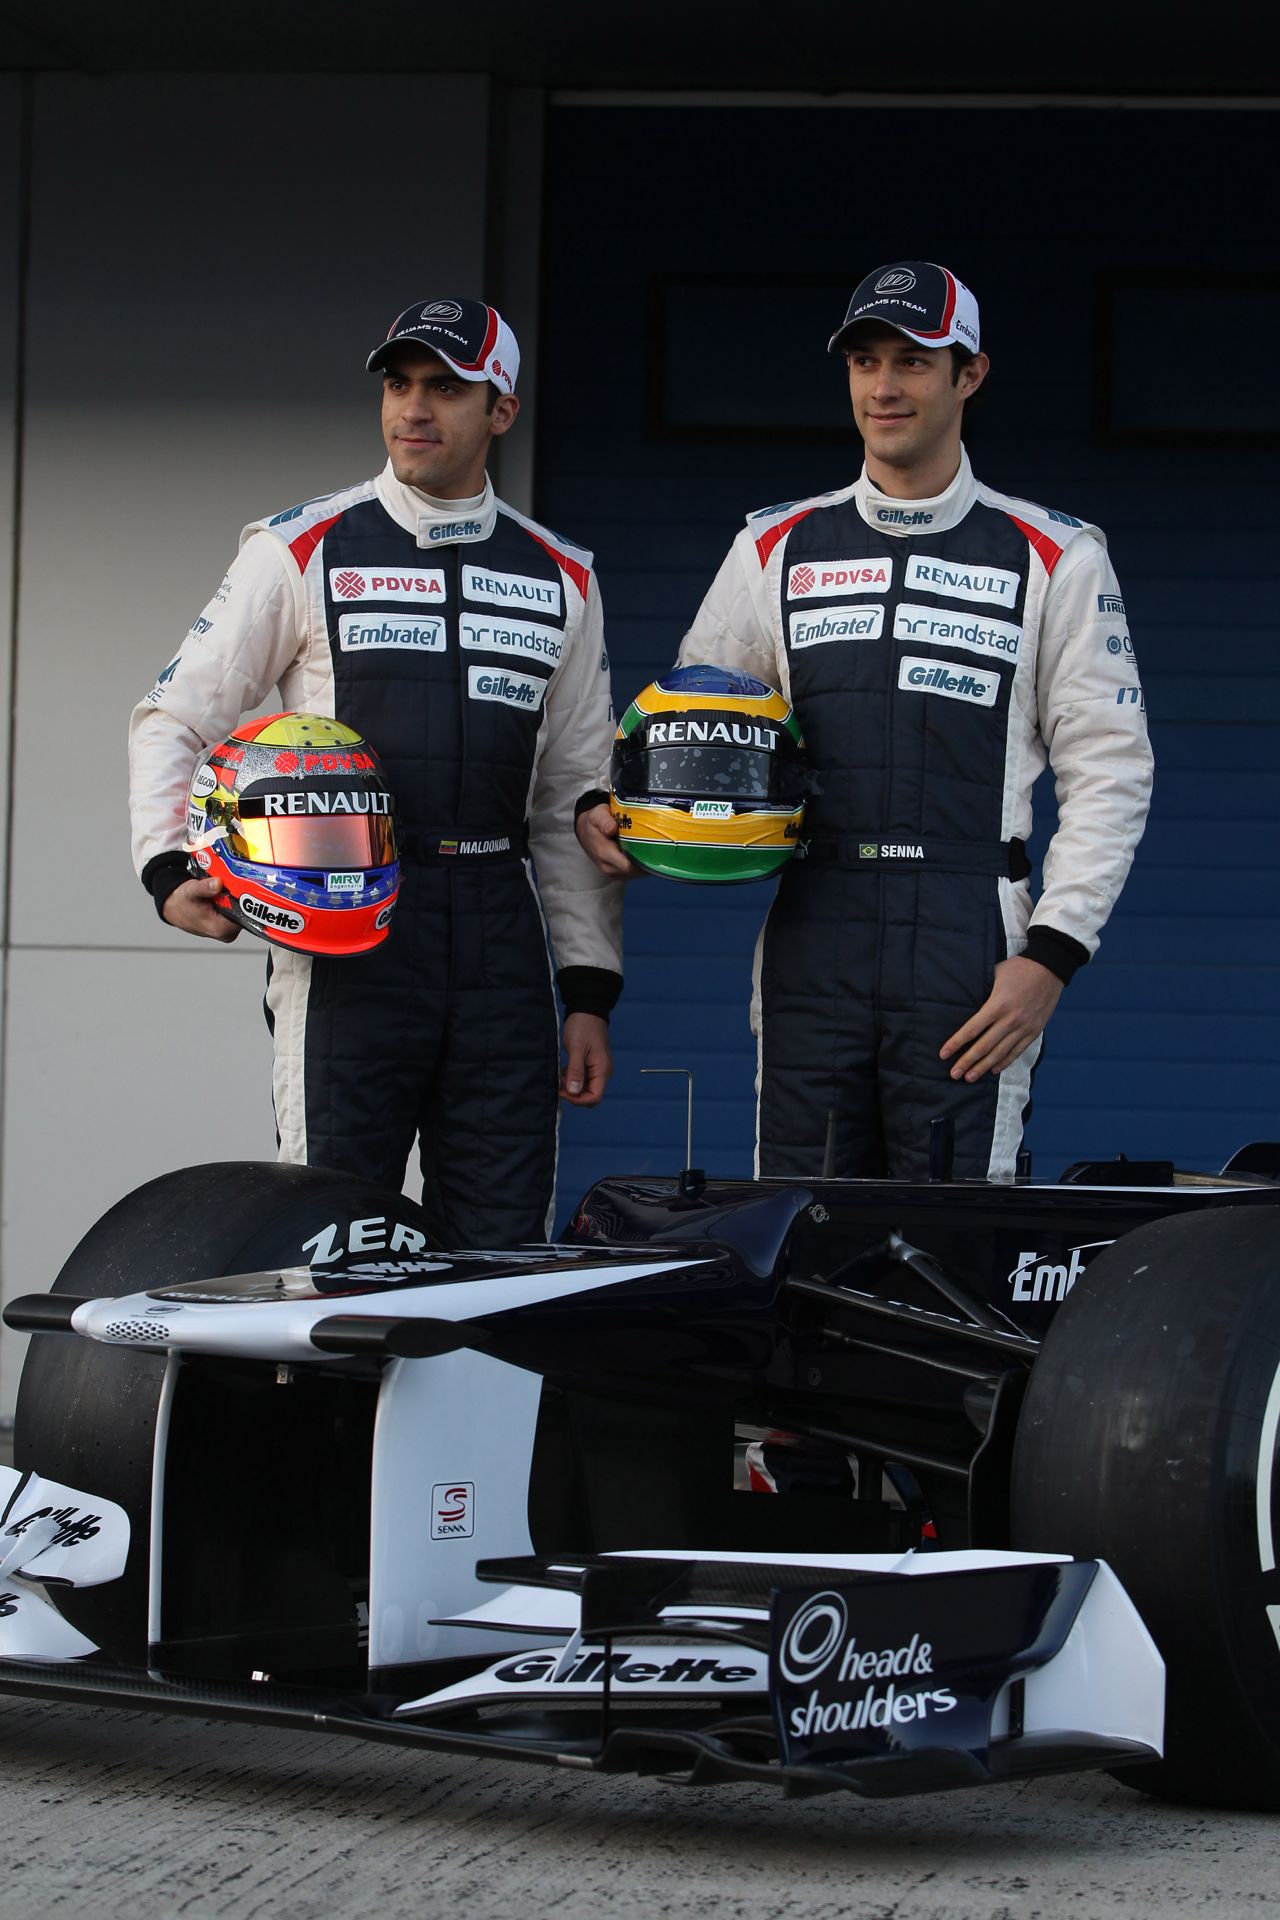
[367,298,520,394]
[828,262,981,356]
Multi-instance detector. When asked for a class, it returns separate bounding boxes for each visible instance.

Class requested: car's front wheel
[13,1160,432,1664]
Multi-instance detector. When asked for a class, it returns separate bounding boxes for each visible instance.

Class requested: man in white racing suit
[131,298,622,1243]
[578,262,1151,1181]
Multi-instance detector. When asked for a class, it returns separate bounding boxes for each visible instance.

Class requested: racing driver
[578,261,1152,1182]
[130,298,622,1245]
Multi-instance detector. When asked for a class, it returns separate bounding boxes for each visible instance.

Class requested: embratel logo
[1008,1241,1112,1302]
[431,1482,474,1539]
[338,615,446,653]
[789,606,886,650]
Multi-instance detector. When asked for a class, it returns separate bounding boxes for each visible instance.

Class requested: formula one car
[2,1143,1278,1809]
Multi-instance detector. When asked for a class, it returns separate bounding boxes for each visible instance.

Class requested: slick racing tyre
[14,1161,432,1664]
[1010,1204,1280,1810]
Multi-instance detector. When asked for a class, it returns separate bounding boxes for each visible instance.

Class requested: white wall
[0,71,505,1413]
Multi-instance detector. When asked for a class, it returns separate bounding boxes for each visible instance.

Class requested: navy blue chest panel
[318,502,568,832]
[778,500,1032,840]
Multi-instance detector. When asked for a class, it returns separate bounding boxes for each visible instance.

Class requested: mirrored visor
[613,741,806,808]
[230,811,397,870]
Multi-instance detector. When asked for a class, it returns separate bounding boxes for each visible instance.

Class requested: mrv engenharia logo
[776,1588,956,1737]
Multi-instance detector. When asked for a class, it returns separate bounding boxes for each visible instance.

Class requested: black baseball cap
[828,262,981,356]
[367,299,519,394]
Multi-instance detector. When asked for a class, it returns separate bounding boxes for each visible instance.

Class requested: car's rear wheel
[13,1160,431,1664]
[1010,1203,1280,1809]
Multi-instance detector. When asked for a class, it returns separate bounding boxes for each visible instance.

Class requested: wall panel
[540,103,1280,1208]
[0,72,492,1411]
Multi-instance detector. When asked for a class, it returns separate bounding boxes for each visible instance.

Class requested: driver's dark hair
[949,345,977,386]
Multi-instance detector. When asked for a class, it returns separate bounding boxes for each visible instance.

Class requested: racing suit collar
[375,462,498,546]
[854,446,977,536]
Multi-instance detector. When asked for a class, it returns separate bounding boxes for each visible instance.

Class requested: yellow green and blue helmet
[610,665,809,883]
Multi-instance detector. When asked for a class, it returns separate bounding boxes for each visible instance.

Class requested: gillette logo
[898,656,999,706]
[874,507,934,527]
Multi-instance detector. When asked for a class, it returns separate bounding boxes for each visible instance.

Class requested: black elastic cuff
[142,851,194,921]
[557,965,623,1020]
[1023,926,1090,986]
[574,789,611,822]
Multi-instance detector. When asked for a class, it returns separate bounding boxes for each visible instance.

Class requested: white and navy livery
[678,449,1153,1181]
[6,1147,1280,1805]
[130,468,621,1244]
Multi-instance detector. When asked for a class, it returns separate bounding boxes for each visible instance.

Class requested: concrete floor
[3,1426,1277,1915]
[0,1693,1276,1919]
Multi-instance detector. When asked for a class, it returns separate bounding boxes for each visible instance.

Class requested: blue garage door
[537,103,1280,1217]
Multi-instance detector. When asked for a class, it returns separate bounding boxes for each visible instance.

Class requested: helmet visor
[230,810,397,870]
[613,740,806,809]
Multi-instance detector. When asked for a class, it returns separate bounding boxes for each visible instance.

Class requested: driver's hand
[576,803,640,879]
[162,876,240,941]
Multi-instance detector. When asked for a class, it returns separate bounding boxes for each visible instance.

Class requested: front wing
[0,1542,1162,1800]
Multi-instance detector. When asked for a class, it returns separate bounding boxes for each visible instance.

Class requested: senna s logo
[421,300,464,322]
[432,1481,474,1538]
[876,268,917,294]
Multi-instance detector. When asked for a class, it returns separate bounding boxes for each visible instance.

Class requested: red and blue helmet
[185,712,399,956]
